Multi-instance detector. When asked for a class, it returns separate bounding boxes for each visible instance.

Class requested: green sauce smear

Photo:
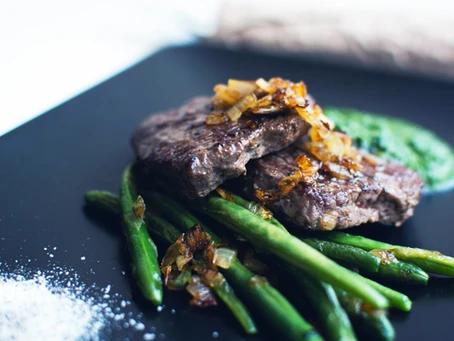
[324,108,454,193]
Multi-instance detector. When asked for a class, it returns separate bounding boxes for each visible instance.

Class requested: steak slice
[246,146,423,230]
[132,97,310,198]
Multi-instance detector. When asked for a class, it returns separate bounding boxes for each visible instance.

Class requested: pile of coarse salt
[0,273,103,341]
[0,264,157,341]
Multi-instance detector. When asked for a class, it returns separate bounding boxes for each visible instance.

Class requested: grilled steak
[246,146,423,230]
[132,97,310,198]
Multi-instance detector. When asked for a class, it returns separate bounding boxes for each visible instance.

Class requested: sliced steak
[246,146,423,230]
[132,97,310,198]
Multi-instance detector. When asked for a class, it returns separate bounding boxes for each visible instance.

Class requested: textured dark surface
[1,45,454,341]
[247,147,423,230]
[132,96,308,198]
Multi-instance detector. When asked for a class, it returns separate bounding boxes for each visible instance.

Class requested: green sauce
[324,108,454,193]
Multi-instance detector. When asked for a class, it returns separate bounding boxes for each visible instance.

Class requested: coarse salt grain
[135,322,145,331]
[143,333,156,341]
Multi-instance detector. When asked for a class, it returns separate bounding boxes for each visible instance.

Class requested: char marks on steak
[247,146,424,230]
[132,97,310,198]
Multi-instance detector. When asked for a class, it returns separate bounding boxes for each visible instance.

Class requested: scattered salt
[105,284,111,294]
[143,333,156,340]
[114,313,125,321]
[0,272,102,341]
[0,264,156,341]
[135,322,145,331]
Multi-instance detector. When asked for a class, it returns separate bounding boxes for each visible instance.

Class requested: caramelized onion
[213,248,237,269]
[215,188,235,202]
[161,224,239,305]
[370,249,399,265]
[227,79,257,96]
[210,77,309,122]
[132,195,146,220]
[186,275,217,307]
[210,77,364,190]
[206,112,228,126]
[255,155,319,203]
[246,201,273,220]
[226,94,257,121]
[161,225,214,287]
[255,78,271,92]
[323,162,354,180]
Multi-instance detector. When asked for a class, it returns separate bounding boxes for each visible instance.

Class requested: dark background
[1,45,454,340]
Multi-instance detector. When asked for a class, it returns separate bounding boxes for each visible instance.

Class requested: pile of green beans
[84,165,454,341]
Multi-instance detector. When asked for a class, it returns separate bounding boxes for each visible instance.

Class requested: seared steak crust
[132,97,310,198]
[247,146,423,230]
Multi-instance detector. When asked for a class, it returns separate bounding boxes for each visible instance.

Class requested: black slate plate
[1,45,454,341]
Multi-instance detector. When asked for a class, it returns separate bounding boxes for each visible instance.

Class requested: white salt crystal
[135,322,145,331]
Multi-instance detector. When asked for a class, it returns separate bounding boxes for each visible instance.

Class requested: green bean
[335,289,395,341]
[192,194,389,309]
[301,238,381,273]
[147,191,322,341]
[326,231,454,277]
[85,190,121,215]
[302,237,428,285]
[119,166,163,305]
[374,260,429,285]
[288,266,357,341]
[391,248,454,277]
[349,271,412,312]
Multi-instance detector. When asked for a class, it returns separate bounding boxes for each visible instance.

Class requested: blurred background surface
[1,0,453,137]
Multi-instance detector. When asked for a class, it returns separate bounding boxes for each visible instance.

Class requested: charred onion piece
[206,112,228,126]
[255,155,319,203]
[186,275,218,307]
[215,188,235,202]
[160,224,216,287]
[226,94,257,121]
